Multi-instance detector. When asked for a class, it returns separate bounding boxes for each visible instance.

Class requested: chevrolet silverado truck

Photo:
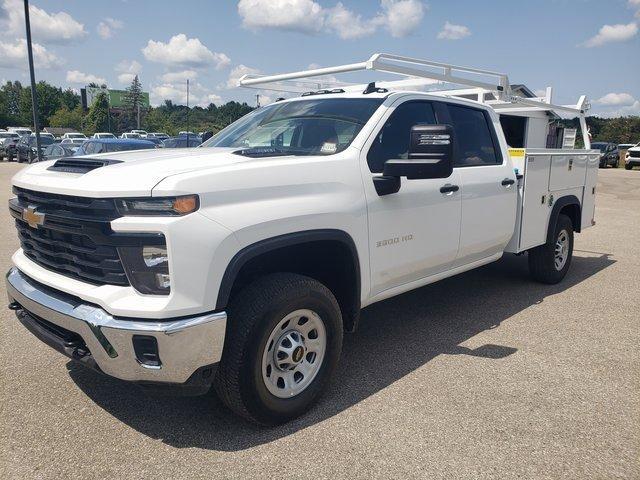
[6,54,599,425]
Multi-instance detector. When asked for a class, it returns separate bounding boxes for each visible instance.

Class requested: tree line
[1,77,638,143]
[0,77,254,136]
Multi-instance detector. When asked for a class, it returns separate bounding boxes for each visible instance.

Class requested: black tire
[528,214,574,284]
[626,163,633,170]
[214,272,343,425]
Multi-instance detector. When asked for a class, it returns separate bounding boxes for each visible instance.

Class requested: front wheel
[528,214,574,284]
[626,163,633,170]
[215,273,343,425]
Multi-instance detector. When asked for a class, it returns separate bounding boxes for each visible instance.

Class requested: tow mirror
[383,124,454,180]
[373,124,455,196]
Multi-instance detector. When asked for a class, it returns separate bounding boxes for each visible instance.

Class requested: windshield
[591,143,607,152]
[67,133,85,138]
[202,98,384,156]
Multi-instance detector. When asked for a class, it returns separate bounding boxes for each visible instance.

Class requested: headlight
[119,244,170,295]
[116,195,199,216]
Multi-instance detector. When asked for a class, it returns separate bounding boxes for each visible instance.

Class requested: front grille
[629,150,640,159]
[10,187,129,286]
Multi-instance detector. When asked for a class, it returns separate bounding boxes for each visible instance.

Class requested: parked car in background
[74,138,157,156]
[92,132,116,139]
[144,137,164,146]
[146,132,169,141]
[41,144,76,161]
[60,138,86,147]
[16,134,54,163]
[131,129,148,137]
[61,132,87,140]
[120,132,140,139]
[7,127,32,137]
[0,132,21,161]
[161,136,202,148]
[625,142,640,170]
[592,142,619,168]
[39,132,55,141]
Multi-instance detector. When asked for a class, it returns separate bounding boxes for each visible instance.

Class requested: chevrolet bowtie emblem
[22,206,45,229]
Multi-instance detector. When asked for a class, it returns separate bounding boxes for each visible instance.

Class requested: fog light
[119,242,171,295]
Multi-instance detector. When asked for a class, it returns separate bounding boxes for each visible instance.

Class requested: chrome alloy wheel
[554,229,569,271]
[261,309,327,398]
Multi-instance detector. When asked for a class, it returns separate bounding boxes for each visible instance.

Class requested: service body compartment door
[519,154,551,251]
[549,153,588,191]
[581,154,599,229]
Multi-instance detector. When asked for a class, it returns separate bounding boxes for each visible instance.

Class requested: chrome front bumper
[6,267,227,384]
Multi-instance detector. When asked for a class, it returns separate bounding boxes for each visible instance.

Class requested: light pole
[23,0,42,163]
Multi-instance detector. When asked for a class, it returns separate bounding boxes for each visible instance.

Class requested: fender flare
[546,194,581,244]
[215,229,361,313]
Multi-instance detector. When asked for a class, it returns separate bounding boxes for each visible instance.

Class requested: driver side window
[367,101,436,173]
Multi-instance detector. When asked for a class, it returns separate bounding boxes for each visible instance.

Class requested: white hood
[11,147,252,197]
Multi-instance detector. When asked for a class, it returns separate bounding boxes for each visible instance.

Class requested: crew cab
[5,54,599,425]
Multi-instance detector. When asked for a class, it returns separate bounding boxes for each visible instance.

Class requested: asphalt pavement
[0,164,638,479]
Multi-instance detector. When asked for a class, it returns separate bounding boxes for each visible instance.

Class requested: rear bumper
[6,267,226,385]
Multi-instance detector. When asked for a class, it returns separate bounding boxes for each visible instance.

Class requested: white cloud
[226,64,261,88]
[596,92,636,106]
[160,70,198,83]
[142,34,231,69]
[97,17,123,39]
[582,22,638,47]
[238,0,425,39]
[115,60,142,84]
[150,80,222,107]
[1,0,86,43]
[0,38,60,69]
[66,70,106,85]
[437,21,471,40]
[381,0,425,38]
[324,3,383,39]
[594,101,640,118]
[238,0,324,33]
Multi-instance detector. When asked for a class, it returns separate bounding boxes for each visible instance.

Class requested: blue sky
[1,0,639,117]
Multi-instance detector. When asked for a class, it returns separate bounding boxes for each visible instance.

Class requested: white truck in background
[6,54,598,425]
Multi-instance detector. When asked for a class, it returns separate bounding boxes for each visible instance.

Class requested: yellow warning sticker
[508,148,526,158]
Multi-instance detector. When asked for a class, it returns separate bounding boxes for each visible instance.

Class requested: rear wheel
[528,214,574,284]
[215,273,343,425]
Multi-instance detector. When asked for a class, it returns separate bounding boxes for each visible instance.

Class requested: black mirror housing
[383,124,454,180]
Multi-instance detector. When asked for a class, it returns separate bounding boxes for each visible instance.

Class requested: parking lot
[0,164,638,479]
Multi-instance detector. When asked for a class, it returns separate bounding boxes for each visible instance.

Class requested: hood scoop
[47,158,123,174]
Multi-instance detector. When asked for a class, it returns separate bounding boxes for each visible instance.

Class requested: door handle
[439,184,459,194]
[501,178,515,186]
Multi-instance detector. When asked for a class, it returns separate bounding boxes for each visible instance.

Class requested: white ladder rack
[238,53,591,148]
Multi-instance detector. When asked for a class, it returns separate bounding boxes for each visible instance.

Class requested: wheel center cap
[292,346,304,363]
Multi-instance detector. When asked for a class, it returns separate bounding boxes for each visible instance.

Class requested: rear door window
[447,104,501,167]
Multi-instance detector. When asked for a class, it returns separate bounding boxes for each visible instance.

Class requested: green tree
[123,75,143,129]
[49,105,84,130]
[60,88,80,110]
[85,92,110,134]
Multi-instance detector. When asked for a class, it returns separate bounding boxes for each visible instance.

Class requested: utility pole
[137,104,140,129]
[23,0,41,163]
[186,79,190,144]
[256,94,260,108]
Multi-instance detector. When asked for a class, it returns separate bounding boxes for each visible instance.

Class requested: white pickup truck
[6,54,599,425]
